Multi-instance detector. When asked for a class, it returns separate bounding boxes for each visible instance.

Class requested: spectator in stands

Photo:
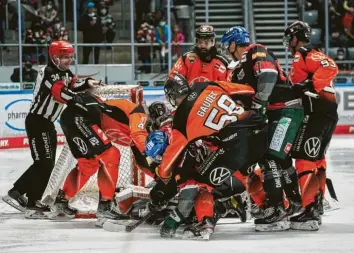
[135,0,151,32]
[0,0,7,51]
[98,2,116,44]
[23,20,47,64]
[36,0,57,28]
[10,60,38,82]
[136,22,155,73]
[46,18,69,42]
[155,17,170,72]
[171,24,184,60]
[173,0,194,42]
[79,2,103,64]
[334,47,350,70]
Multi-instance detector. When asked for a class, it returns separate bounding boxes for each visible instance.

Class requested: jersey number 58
[204,95,244,131]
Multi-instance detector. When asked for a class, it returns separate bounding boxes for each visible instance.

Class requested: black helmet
[148,101,169,120]
[283,21,311,47]
[196,25,216,41]
[164,73,190,107]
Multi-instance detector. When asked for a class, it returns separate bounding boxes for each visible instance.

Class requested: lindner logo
[304,137,321,158]
[209,167,231,186]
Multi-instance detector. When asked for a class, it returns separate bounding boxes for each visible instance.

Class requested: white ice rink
[1,136,354,253]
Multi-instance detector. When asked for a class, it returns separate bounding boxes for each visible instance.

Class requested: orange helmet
[49,40,74,69]
[49,40,74,58]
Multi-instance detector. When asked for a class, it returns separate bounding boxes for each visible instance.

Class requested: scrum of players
[3,21,339,239]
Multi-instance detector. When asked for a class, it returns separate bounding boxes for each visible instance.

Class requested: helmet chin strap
[52,55,69,71]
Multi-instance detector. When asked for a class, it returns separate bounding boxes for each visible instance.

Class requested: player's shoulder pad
[215,53,230,67]
[248,44,269,59]
[131,104,146,115]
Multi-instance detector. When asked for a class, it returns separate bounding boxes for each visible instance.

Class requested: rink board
[0,84,354,149]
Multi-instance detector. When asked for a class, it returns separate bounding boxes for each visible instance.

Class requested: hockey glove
[292,80,313,98]
[251,97,268,122]
[67,93,89,114]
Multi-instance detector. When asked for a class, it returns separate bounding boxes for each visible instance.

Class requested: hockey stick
[125,208,158,232]
[326,178,338,201]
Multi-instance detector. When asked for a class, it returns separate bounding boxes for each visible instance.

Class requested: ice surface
[1,137,354,253]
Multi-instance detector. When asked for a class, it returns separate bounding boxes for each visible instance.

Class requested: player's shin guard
[97,146,120,200]
[260,159,284,207]
[316,158,327,198]
[62,158,100,199]
[296,160,319,208]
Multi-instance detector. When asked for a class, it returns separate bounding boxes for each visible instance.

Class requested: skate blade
[103,219,135,232]
[25,210,50,219]
[255,221,290,232]
[2,195,26,212]
[290,220,319,231]
[47,211,75,220]
[95,218,108,228]
[173,232,211,241]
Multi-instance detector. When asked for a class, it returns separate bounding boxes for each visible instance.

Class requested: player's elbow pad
[255,71,278,101]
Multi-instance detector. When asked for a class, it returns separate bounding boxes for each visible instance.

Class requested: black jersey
[230,44,297,107]
[29,62,88,122]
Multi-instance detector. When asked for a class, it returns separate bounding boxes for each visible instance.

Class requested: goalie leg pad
[194,188,214,222]
[62,157,100,199]
[97,146,120,200]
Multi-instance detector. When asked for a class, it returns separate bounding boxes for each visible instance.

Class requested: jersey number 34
[204,95,244,131]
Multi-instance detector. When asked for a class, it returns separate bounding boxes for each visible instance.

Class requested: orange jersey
[158,81,258,180]
[100,99,148,153]
[289,46,338,103]
[168,51,230,85]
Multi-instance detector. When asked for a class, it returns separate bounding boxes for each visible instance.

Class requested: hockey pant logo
[73,137,88,155]
[209,167,231,186]
[304,137,321,158]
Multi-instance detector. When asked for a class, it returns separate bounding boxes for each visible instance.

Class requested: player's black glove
[292,80,313,98]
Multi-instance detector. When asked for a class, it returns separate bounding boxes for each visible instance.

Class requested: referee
[2,40,101,218]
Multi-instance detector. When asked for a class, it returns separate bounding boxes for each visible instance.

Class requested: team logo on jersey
[190,76,209,85]
[294,54,300,63]
[73,137,88,155]
[174,58,183,72]
[186,52,198,63]
[252,52,266,60]
[187,92,198,101]
[209,167,231,186]
[105,129,131,145]
[237,69,245,80]
[304,137,321,158]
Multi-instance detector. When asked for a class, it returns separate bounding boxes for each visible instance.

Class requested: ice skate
[96,200,129,220]
[286,199,302,217]
[48,190,78,219]
[215,195,247,222]
[160,210,183,238]
[2,189,27,212]
[25,201,52,219]
[250,201,264,219]
[254,203,290,232]
[290,202,320,231]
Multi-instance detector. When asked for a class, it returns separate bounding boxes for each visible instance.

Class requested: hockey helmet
[49,40,74,70]
[283,21,311,47]
[221,26,250,50]
[148,101,169,121]
[164,73,190,107]
[145,130,169,163]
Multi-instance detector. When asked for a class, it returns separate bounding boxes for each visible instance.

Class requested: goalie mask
[164,74,190,107]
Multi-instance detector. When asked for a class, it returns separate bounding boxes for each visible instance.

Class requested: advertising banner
[1,84,354,149]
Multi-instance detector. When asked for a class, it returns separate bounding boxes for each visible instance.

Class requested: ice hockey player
[50,93,150,219]
[2,40,102,219]
[221,26,304,231]
[168,25,230,85]
[156,74,268,239]
[283,21,338,231]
